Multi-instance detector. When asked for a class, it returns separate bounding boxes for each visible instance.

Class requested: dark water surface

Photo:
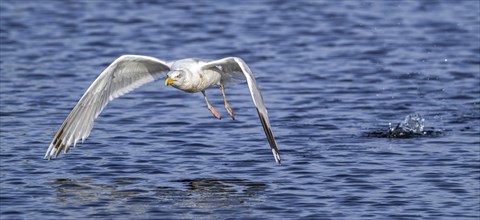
[1,0,479,219]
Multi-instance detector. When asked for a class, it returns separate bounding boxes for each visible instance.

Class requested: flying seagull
[45,55,281,164]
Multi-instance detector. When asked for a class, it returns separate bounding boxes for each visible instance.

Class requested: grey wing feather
[45,55,170,159]
[216,64,246,84]
[201,57,281,164]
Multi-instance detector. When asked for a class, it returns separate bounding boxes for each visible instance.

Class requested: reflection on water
[52,178,267,210]
[54,178,123,203]
[172,179,267,208]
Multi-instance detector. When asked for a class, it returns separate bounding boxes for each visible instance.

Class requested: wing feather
[45,55,170,159]
[201,57,281,164]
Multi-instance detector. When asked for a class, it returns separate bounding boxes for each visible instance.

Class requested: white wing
[201,57,281,164]
[45,55,170,159]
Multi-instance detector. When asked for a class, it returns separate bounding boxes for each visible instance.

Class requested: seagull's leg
[219,84,235,120]
[202,90,221,119]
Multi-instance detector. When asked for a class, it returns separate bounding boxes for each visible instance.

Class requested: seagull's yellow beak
[165,77,175,86]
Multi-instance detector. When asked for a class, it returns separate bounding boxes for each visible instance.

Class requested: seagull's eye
[175,74,182,79]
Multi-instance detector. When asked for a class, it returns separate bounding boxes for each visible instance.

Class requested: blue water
[1,0,479,219]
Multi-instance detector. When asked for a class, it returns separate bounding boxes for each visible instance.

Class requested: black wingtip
[256,108,281,164]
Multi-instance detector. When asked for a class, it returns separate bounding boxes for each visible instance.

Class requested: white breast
[198,68,222,88]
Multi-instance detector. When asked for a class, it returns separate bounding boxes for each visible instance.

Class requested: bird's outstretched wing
[201,57,281,164]
[45,55,170,159]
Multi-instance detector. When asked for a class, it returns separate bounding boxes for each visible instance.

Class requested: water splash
[366,113,440,138]
[390,113,425,134]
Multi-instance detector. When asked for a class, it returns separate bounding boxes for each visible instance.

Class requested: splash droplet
[399,113,425,134]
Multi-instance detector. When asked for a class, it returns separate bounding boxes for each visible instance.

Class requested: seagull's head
[165,70,186,87]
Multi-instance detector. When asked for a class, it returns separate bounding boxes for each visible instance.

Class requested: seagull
[45,55,281,164]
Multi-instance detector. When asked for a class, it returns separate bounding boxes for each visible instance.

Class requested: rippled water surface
[1,1,479,219]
